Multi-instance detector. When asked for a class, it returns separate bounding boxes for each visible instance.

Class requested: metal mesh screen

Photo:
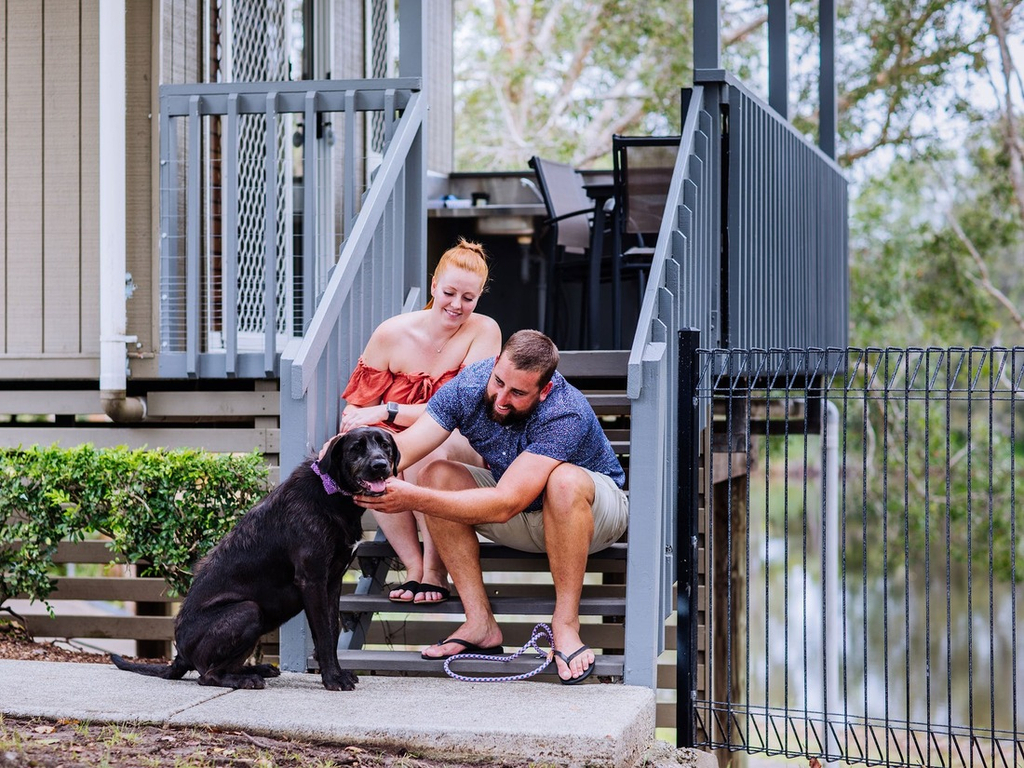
[222,0,294,349]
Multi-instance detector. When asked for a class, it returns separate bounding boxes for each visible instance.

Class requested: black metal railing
[680,344,1024,767]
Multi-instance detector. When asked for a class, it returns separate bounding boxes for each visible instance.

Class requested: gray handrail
[288,91,426,399]
[277,92,426,674]
[621,86,707,689]
[627,86,705,399]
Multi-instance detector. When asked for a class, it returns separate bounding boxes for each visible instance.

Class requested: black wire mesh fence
[689,347,1024,767]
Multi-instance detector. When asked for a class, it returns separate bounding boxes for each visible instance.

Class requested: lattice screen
[217,0,296,349]
[368,0,391,156]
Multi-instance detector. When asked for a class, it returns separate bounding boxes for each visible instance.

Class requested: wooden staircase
[326,350,632,681]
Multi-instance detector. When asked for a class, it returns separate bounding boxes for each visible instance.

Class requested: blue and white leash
[443,623,555,683]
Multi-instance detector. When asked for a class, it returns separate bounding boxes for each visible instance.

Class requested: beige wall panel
[43,0,83,354]
[79,0,99,356]
[6,1,44,354]
[125,1,153,355]
[161,0,200,85]
[0,355,98,379]
[0,1,7,350]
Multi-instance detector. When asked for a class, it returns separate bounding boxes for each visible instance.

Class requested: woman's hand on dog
[355,477,414,514]
[339,404,387,434]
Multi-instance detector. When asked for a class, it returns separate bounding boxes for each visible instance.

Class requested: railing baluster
[263,91,278,376]
[302,90,317,334]
[224,94,239,375]
[186,95,201,377]
[344,90,356,237]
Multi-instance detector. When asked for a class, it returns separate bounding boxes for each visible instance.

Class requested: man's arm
[320,410,450,472]
[392,411,452,473]
[358,450,560,525]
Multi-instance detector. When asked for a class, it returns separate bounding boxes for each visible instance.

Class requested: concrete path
[0,658,715,767]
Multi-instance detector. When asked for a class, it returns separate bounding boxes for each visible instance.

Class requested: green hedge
[0,444,271,613]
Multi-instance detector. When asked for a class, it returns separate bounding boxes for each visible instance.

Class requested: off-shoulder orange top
[341,358,463,432]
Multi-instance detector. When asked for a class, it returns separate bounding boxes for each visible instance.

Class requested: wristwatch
[384,401,399,425]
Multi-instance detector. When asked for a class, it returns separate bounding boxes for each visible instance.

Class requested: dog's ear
[389,435,401,476]
[318,433,345,475]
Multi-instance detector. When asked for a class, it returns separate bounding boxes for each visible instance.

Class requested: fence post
[676,328,701,747]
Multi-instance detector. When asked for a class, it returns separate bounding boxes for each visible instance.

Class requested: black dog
[110,426,399,690]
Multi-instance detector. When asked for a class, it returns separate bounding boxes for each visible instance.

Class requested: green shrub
[0,444,271,614]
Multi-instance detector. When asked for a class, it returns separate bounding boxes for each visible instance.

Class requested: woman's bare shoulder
[363,311,428,363]
[463,313,502,361]
[467,312,501,335]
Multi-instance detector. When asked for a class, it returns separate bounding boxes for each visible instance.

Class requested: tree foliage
[454,0,694,169]
[454,0,1024,346]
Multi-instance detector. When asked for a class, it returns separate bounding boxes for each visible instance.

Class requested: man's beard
[484,392,537,426]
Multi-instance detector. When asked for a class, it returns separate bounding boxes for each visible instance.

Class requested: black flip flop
[413,582,451,604]
[420,637,505,660]
[387,580,420,603]
[554,645,595,685]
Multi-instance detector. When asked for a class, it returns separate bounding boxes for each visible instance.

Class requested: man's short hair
[500,330,559,388]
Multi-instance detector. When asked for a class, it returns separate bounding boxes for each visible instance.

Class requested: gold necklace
[434,323,462,353]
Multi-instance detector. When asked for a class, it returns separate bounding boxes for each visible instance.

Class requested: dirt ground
[0,623,521,768]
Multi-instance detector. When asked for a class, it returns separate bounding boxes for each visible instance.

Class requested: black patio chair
[528,156,609,349]
[610,135,680,347]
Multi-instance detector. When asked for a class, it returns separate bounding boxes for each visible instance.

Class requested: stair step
[339,594,626,616]
[330,650,625,679]
[356,540,627,562]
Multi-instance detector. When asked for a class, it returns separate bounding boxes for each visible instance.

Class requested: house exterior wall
[0,0,452,383]
[0,0,101,378]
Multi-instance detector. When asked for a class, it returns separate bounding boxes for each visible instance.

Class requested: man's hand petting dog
[354,477,417,514]
[110,426,400,691]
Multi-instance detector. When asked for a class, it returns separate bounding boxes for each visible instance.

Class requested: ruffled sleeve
[341,358,395,406]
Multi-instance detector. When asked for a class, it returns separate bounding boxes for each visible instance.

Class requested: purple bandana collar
[311,460,351,496]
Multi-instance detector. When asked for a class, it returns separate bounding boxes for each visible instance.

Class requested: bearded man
[349,329,628,684]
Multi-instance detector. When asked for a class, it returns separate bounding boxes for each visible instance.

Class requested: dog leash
[443,623,555,683]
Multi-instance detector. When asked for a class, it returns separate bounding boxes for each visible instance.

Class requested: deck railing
[158,79,424,378]
[625,73,849,697]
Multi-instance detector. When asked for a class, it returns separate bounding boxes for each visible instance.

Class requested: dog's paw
[251,663,281,678]
[322,670,358,691]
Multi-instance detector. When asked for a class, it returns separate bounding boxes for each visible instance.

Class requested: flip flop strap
[443,623,555,683]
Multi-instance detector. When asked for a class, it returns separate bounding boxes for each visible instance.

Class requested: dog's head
[317,427,400,497]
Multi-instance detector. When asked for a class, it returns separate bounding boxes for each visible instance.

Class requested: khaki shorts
[463,464,629,555]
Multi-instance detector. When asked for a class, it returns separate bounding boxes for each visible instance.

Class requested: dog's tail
[109,653,192,680]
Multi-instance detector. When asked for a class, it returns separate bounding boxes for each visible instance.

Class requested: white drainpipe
[99,0,145,421]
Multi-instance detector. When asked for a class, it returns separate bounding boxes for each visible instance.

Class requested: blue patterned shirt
[426,357,625,511]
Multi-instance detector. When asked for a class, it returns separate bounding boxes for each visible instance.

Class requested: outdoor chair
[528,156,611,349]
[610,134,680,347]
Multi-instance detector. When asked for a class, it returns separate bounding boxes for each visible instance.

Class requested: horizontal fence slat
[25,577,176,603]
[0,428,279,452]
[23,615,175,641]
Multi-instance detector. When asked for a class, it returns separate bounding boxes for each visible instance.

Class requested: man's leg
[542,463,597,682]
[418,460,503,658]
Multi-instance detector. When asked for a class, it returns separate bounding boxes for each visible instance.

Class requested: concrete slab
[0,660,226,723]
[171,673,655,767]
[0,659,658,767]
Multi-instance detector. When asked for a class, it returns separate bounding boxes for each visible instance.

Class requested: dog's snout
[370,457,391,476]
